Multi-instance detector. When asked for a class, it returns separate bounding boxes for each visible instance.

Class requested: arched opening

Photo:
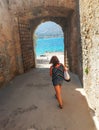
[33,21,64,68]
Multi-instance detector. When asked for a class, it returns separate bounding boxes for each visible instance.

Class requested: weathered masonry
[0,0,99,121]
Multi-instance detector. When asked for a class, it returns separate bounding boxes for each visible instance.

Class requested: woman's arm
[64,66,68,71]
[63,64,68,71]
[49,66,53,76]
[61,63,68,71]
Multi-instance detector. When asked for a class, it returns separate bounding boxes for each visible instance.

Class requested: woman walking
[49,56,68,109]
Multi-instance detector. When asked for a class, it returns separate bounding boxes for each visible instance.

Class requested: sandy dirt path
[0,67,96,130]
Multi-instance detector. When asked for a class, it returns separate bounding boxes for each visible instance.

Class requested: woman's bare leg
[54,85,63,108]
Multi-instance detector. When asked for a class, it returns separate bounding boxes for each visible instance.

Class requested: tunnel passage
[17,6,82,83]
[0,0,99,121]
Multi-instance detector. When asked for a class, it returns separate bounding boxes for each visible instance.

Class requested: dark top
[52,64,64,86]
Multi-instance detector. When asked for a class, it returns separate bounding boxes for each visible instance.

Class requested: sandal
[59,104,63,109]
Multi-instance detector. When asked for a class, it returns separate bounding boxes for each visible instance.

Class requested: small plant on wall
[85,67,89,75]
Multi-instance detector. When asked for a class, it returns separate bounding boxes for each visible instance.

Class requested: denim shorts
[52,79,63,86]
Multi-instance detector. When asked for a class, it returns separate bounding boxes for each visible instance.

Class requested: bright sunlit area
[34,21,64,68]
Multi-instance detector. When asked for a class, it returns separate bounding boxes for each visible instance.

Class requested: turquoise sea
[35,37,64,56]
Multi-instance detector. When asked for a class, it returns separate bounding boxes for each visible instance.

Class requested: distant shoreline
[37,36,64,39]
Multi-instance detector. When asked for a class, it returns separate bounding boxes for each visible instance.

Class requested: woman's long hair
[49,56,60,66]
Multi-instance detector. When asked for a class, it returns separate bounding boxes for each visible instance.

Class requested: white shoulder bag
[64,71,71,81]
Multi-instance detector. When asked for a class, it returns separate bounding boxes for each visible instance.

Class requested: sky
[35,21,63,36]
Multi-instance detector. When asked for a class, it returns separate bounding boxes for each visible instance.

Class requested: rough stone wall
[0,0,19,86]
[8,0,75,13]
[79,0,99,119]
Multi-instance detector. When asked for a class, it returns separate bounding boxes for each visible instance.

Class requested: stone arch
[31,17,67,68]
[17,5,82,83]
[30,18,66,67]
[30,17,69,67]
